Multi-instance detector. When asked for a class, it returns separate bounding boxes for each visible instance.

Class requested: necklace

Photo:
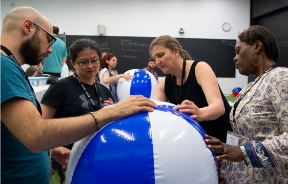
[172,59,186,104]
[232,64,277,122]
[73,74,101,110]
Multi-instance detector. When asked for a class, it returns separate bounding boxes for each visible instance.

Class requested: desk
[33,85,49,101]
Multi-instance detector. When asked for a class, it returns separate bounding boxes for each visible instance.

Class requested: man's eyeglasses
[33,23,56,47]
[76,58,101,67]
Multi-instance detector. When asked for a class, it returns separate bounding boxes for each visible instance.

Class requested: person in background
[101,50,109,59]
[41,38,113,184]
[1,6,156,184]
[205,25,288,183]
[150,35,231,143]
[99,52,132,102]
[144,57,159,80]
[25,63,43,77]
[42,25,68,78]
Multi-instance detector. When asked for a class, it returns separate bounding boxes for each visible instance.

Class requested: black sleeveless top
[164,61,231,142]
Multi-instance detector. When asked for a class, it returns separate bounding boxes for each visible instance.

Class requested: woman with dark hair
[41,38,113,183]
[150,35,231,143]
[99,52,131,102]
[205,25,288,183]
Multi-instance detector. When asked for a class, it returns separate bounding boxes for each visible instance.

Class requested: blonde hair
[149,35,188,59]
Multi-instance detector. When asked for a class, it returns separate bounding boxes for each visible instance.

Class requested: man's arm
[1,96,156,152]
[62,56,67,66]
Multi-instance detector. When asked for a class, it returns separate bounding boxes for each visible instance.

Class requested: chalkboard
[66,35,236,77]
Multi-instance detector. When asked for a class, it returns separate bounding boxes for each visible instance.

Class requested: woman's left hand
[204,134,245,162]
[103,98,113,106]
[175,100,203,121]
[51,147,70,170]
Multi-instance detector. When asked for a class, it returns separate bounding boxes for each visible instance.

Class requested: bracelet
[88,112,100,130]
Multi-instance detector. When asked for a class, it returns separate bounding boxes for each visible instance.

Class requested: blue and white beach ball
[117,69,158,101]
[66,101,218,184]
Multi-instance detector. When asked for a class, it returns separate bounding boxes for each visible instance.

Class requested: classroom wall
[1,0,250,94]
[251,0,288,68]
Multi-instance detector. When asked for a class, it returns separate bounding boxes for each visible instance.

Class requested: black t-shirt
[41,76,112,119]
[164,61,232,142]
[41,76,112,148]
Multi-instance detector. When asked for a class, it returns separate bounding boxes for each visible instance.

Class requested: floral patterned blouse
[221,67,288,184]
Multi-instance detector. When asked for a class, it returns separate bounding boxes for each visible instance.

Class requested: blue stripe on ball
[130,69,152,98]
[71,112,155,184]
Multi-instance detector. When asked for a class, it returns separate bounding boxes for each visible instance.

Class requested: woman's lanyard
[73,74,101,111]
[0,45,42,114]
[232,64,277,122]
[172,59,186,103]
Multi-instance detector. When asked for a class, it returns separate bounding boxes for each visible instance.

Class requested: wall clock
[222,22,231,32]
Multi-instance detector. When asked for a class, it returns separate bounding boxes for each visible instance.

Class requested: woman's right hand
[120,73,132,80]
[176,100,203,121]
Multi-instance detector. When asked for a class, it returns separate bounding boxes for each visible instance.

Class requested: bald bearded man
[0,7,156,183]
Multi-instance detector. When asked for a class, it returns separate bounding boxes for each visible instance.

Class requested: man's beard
[19,32,41,65]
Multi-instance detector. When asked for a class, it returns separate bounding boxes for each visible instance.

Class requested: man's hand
[94,95,156,127]
[102,98,113,106]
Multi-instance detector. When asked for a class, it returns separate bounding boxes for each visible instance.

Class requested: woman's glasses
[76,58,101,67]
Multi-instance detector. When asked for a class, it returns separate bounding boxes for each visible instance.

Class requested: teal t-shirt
[42,37,68,74]
[1,55,50,184]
